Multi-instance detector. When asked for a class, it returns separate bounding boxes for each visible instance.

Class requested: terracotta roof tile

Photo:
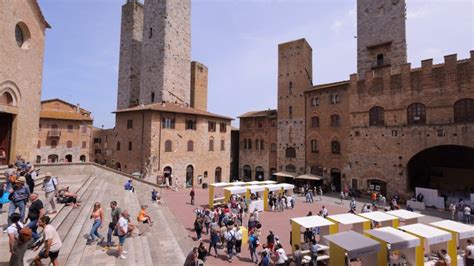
[40,110,93,121]
[238,109,277,118]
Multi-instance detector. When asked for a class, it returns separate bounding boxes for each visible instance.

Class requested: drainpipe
[157,112,162,172]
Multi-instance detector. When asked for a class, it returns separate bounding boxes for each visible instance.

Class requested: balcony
[48,130,61,138]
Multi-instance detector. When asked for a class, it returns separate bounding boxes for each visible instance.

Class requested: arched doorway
[215,167,222,183]
[80,155,86,162]
[36,156,41,164]
[48,154,58,163]
[65,154,72,163]
[115,162,121,171]
[255,166,264,181]
[243,165,252,182]
[0,113,13,165]
[270,168,277,181]
[186,165,194,188]
[331,168,341,192]
[163,166,172,186]
[407,145,474,194]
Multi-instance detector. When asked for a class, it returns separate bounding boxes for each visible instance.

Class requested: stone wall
[190,61,208,111]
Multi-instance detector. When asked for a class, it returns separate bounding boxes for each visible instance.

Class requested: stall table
[326,213,371,233]
[367,226,420,265]
[246,185,266,212]
[431,220,474,266]
[399,223,452,266]
[290,215,336,253]
[263,183,295,211]
[358,211,399,228]
[387,209,425,225]
[324,231,381,266]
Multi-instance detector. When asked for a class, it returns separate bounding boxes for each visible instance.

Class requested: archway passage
[331,168,342,192]
[407,145,474,194]
[0,113,13,165]
[48,154,59,163]
[163,166,172,186]
[115,162,122,171]
[186,165,194,188]
[255,166,264,181]
[80,155,86,162]
[65,154,72,163]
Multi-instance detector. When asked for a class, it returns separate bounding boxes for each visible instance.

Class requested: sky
[38,0,473,128]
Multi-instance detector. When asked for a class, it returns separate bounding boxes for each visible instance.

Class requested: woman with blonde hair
[87,202,104,244]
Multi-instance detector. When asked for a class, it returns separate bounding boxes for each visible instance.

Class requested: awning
[273,172,297,178]
[295,174,324,181]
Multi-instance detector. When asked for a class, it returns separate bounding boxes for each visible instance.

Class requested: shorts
[39,250,60,260]
[118,235,126,246]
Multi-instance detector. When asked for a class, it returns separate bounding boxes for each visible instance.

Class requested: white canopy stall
[358,211,399,228]
[324,231,381,266]
[208,182,245,208]
[399,223,452,266]
[387,209,425,225]
[367,226,420,265]
[223,186,248,204]
[245,185,266,212]
[431,220,474,266]
[326,213,371,233]
[263,183,295,211]
[290,215,336,255]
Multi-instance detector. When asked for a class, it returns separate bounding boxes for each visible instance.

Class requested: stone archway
[407,145,474,193]
[65,154,72,163]
[48,154,59,163]
[186,165,194,188]
[0,113,13,165]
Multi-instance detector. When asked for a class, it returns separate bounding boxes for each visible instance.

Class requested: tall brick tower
[357,0,407,74]
[116,0,144,110]
[139,0,191,106]
[277,39,313,176]
[190,61,208,111]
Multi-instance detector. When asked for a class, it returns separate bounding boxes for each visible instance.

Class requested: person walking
[449,202,456,220]
[9,221,33,266]
[33,216,62,266]
[464,205,472,224]
[106,201,121,247]
[249,233,259,264]
[225,226,236,261]
[190,187,195,205]
[7,177,30,226]
[87,202,104,245]
[340,191,345,204]
[25,167,36,194]
[267,230,275,251]
[7,213,24,258]
[465,239,474,266]
[318,187,323,201]
[234,225,243,257]
[294,244,303,266]
[26,193,44,243]
[208,225,219,257]
[116,210,129,259]
[274,243,288,266]
[310,239,319,266]
[42,173,58,215]
[197,241,208,263]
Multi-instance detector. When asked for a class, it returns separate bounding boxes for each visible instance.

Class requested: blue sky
[39,0,473,128]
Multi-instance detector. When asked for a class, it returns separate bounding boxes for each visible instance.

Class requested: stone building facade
[238,110,277,182]
[37,99,93,164]
[239,0,473,197]
[0,0,49,165]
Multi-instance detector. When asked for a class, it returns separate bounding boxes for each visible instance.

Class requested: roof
[386,209,425,221]
[305,80,350,93]
[224,186,247,194]
[366,227,420,250]
[265,183,294,192]
[40,98,93,121]
[399,224,452,245]
[291,215,334,229]
[246,185,266,193]
[358,211,398,223]
[114,102,233,120]
[323,231,380,258]
[238,109,277,118]
[327,213,369,225]
[430,220,474,239]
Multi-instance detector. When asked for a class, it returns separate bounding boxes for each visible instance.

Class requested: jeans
[196,229,202,240]
[466,214,471,224]
[88,219,102,241]
[208,241,218,255]
[227,241,234,259]
[235,240,242,254]
[8,200,26,225]
[107,224,115,244]
[26,219,40,240]
[250,247,257,263]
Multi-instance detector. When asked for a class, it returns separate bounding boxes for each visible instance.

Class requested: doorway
[215,167,222,183]
[0,113,13,165]
[65,154,72,163]
[48,154,59,163]
[163,166,172,186]
[186,165,194,188]
[331,168,342,192]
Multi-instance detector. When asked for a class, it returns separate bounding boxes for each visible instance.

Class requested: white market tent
[290,216,335,255]
[358,211,399,227]
[246,180,277,185]
[366,227,420,265]
[431,220,474,266]
[209,182,245,208]
[224,186,248,202]
[246,185,266,193]
[327,213,370,233]
[263,183,294,211]
[324,231,380,266]
[386,209,424,225]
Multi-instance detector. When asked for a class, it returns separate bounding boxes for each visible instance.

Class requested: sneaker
[119,254,127,259]
[122,251,128,255]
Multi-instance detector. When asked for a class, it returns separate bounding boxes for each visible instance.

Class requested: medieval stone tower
[117,0,144,110]
[139,0,191,106]
[357,0,407,75]
[277,39,313,175]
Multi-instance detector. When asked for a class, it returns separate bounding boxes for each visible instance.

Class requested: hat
[45,172,52,177]
[17,176,26,183]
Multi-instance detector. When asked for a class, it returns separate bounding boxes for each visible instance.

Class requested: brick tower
[139,0,191,106]
[190,61,208,111]
[277,39,313,176]
[357,0,407,75]
[116,0,144,110]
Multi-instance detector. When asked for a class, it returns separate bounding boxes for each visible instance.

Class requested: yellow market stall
[358,211,399,228]
[263,183,295,211]
[367,226,420,265]
[387,209,425,225]
[399,223,452,266]
[290,215,336,256]
[326,213,371,233]
[431,220,474,266]
[208,182,245,208]
[245,185,266,212]
[223,186,248,204]
[324,230,381,266]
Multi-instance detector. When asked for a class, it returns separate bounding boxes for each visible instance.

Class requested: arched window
[454,99,474,123]
[285,147,296,158]
[255,166,264,180]
[116,141,121,151]
[66,140,72,148]
[243,165,252,181]
[369,106,385,126]
[221,139,225,151]
[187,140,193,152]
[310,139,318,153]
[285,164,296,173]
[36,156,41,164]
[331,140,341,154]
[407,103,426,124]
[330,114,340,126]
[165,140,172,152]
[311,116,320,128]
[209,137,214,151]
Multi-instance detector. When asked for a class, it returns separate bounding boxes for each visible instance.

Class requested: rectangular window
[245,121,252,129]
[39,124,42,131]
[186,119,196,130]
[127,119,133,129]
[271,119,277,127]
[255,139,260,150]
[260,139,264,150]
[289,81,293,95]
[67,125,74,132]
[248,139,252,150]
[220,139,225,151]
[93,138,101,144]
[37,141,41,149]
[219,122,227,133]
[257,120,263,129]
[128,141,132,151]
[311,140,318,153]
[82,125,88,134]
[208,121,216,132]
[51,139,57,148]
[289,106,293,119]
[162,118,175,129]
[82,141,86,149]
